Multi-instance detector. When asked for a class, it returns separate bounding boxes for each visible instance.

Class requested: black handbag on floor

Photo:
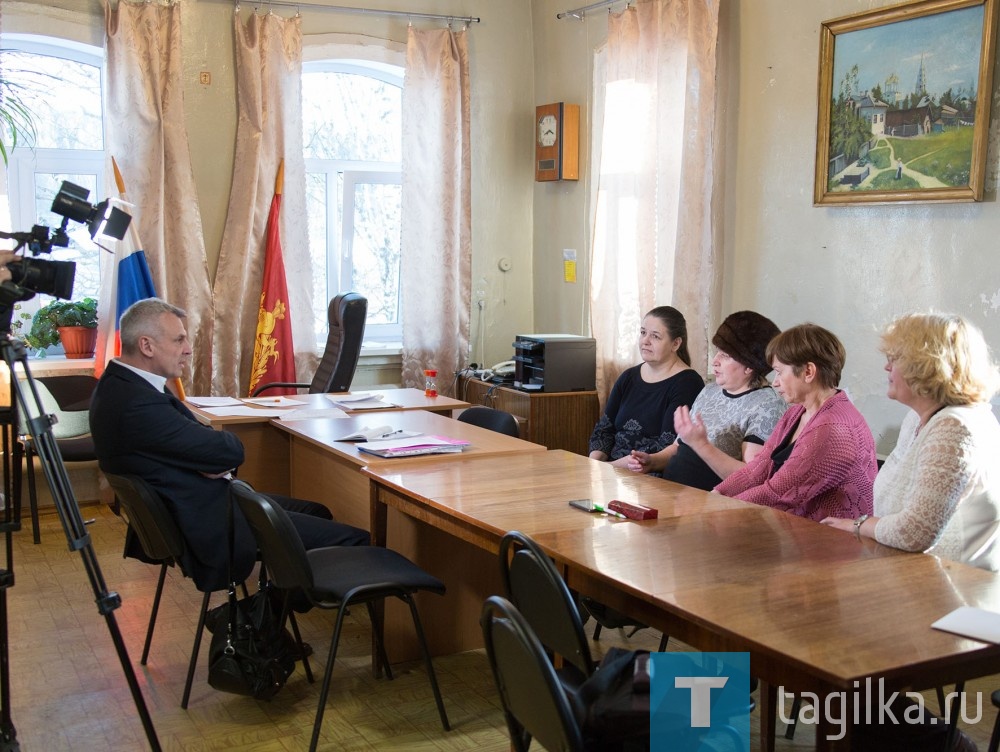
[206,486,295,701]
[206,580,296,700]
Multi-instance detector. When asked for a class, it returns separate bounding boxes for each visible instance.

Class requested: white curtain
[211,9,311,396]
[104,0,214,394]
[589,0,722,403]
[400,27,471,391]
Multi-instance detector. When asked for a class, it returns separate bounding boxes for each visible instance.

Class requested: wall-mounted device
[535,102,580,182]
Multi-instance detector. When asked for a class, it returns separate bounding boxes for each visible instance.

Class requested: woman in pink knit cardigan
[714,323,877,521]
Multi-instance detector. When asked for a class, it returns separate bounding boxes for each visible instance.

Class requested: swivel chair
[251,292,367,396]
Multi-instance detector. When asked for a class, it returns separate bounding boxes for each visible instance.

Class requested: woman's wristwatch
[853,514,870,541]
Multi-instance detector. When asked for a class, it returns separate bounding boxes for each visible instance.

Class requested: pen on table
[592,503,627,519]
[378,429,405,439]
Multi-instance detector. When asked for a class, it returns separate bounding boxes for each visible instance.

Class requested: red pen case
[607,499,658,520]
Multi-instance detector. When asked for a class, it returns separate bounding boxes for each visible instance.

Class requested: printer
[513,334,596,392]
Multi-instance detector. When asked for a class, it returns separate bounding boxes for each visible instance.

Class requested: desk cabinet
[458,376,599,455]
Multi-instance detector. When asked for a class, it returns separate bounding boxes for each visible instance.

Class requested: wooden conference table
[186,388,470,494]
[272,410,547,657]
[364,450,1000,751]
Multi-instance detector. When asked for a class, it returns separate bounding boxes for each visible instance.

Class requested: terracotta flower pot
[58,326,98,359]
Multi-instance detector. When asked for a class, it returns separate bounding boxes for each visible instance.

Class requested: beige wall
[724,0,1000,451]
[531,0,1000,452]
[8,0,536,370]
[13,0,1000,451]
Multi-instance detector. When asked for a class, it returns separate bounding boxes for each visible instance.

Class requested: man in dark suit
[90,298,369,592]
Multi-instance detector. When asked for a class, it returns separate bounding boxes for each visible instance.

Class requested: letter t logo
[675,676,728,727]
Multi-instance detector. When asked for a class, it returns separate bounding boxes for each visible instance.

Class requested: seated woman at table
[588,305,705,468]
[821,313,1000,571]
[626,310,787,490]
[714,323,876,521]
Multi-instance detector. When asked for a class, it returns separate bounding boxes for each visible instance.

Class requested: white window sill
[360,342,402,357]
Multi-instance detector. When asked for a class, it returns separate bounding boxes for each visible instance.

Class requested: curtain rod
[557,0,628,20]
[231,0,480,24]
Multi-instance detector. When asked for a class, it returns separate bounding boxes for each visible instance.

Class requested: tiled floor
[4,503,999,750]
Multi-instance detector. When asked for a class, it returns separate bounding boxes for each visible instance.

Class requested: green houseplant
[26,297,98,358]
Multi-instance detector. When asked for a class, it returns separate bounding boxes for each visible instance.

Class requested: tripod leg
[24,444,39,545]
[4,345,162,750]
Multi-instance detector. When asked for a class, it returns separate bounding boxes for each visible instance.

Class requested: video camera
[0,180,131,304]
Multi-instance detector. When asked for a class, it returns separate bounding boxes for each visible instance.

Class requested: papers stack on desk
[327,392,397,410]
[356,435,470,458]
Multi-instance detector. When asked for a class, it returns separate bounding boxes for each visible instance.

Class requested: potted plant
[27,297,98,359]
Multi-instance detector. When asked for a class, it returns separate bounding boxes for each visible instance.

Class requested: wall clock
[535,102,579,182]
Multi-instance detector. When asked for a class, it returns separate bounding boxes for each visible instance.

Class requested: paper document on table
[328,392,396,410]
[242,396,306,407]
[279,407,349,421]
[201,406,289,418]
[337,426,422,442]
[187,396,243,407]
[356,435,470,458]
[931,606,1000,643]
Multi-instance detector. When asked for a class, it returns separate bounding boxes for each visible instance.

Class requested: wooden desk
[275,411,546,660]
[275,410,545,530]
[457,376,599,455]
[364,450,1000,751]
[186,388,470,494]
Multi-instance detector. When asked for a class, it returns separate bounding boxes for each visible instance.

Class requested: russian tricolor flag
[95,159,183,398]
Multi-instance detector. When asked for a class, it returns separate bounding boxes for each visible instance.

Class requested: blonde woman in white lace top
[822,313,1000,571]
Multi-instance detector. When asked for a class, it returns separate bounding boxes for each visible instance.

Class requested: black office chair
[13,375,99,544]
[251,292,367,396]
[481,595,586,752]
[229,479,449,752]
[988,689,1000,752]
[104,473,218,709]
[457,406,520,437]
[498,530,594,685]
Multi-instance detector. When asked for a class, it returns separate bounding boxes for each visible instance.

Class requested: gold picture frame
[814,0,999,206]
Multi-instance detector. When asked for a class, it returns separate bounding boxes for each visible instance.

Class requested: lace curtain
[399,27,472,391]
[211,10,311,396]
[589,0,721,403]
[103,0,214,393]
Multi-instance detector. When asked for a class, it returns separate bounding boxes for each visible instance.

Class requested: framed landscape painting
[814,0,999,206]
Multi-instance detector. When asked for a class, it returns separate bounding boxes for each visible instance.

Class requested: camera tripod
[0,313,161,750]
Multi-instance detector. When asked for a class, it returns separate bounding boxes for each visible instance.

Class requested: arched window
[3,35,107,309]
[302,57,402,345]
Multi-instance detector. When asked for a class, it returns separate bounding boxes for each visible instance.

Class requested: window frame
[2,34,107,313]
[302,56,404,346]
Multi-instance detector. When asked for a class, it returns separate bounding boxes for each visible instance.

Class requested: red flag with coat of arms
[247,160,296,396]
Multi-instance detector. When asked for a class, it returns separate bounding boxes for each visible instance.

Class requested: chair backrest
[17,377,94,439]
[480,596,585,752]
[229,480,315,593]
[310,292,367,394]
[104,473,187,564]
[499,530,595,680]
[457,406,520,438]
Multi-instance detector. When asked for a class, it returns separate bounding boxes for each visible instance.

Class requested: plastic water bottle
[424,369,438,398]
